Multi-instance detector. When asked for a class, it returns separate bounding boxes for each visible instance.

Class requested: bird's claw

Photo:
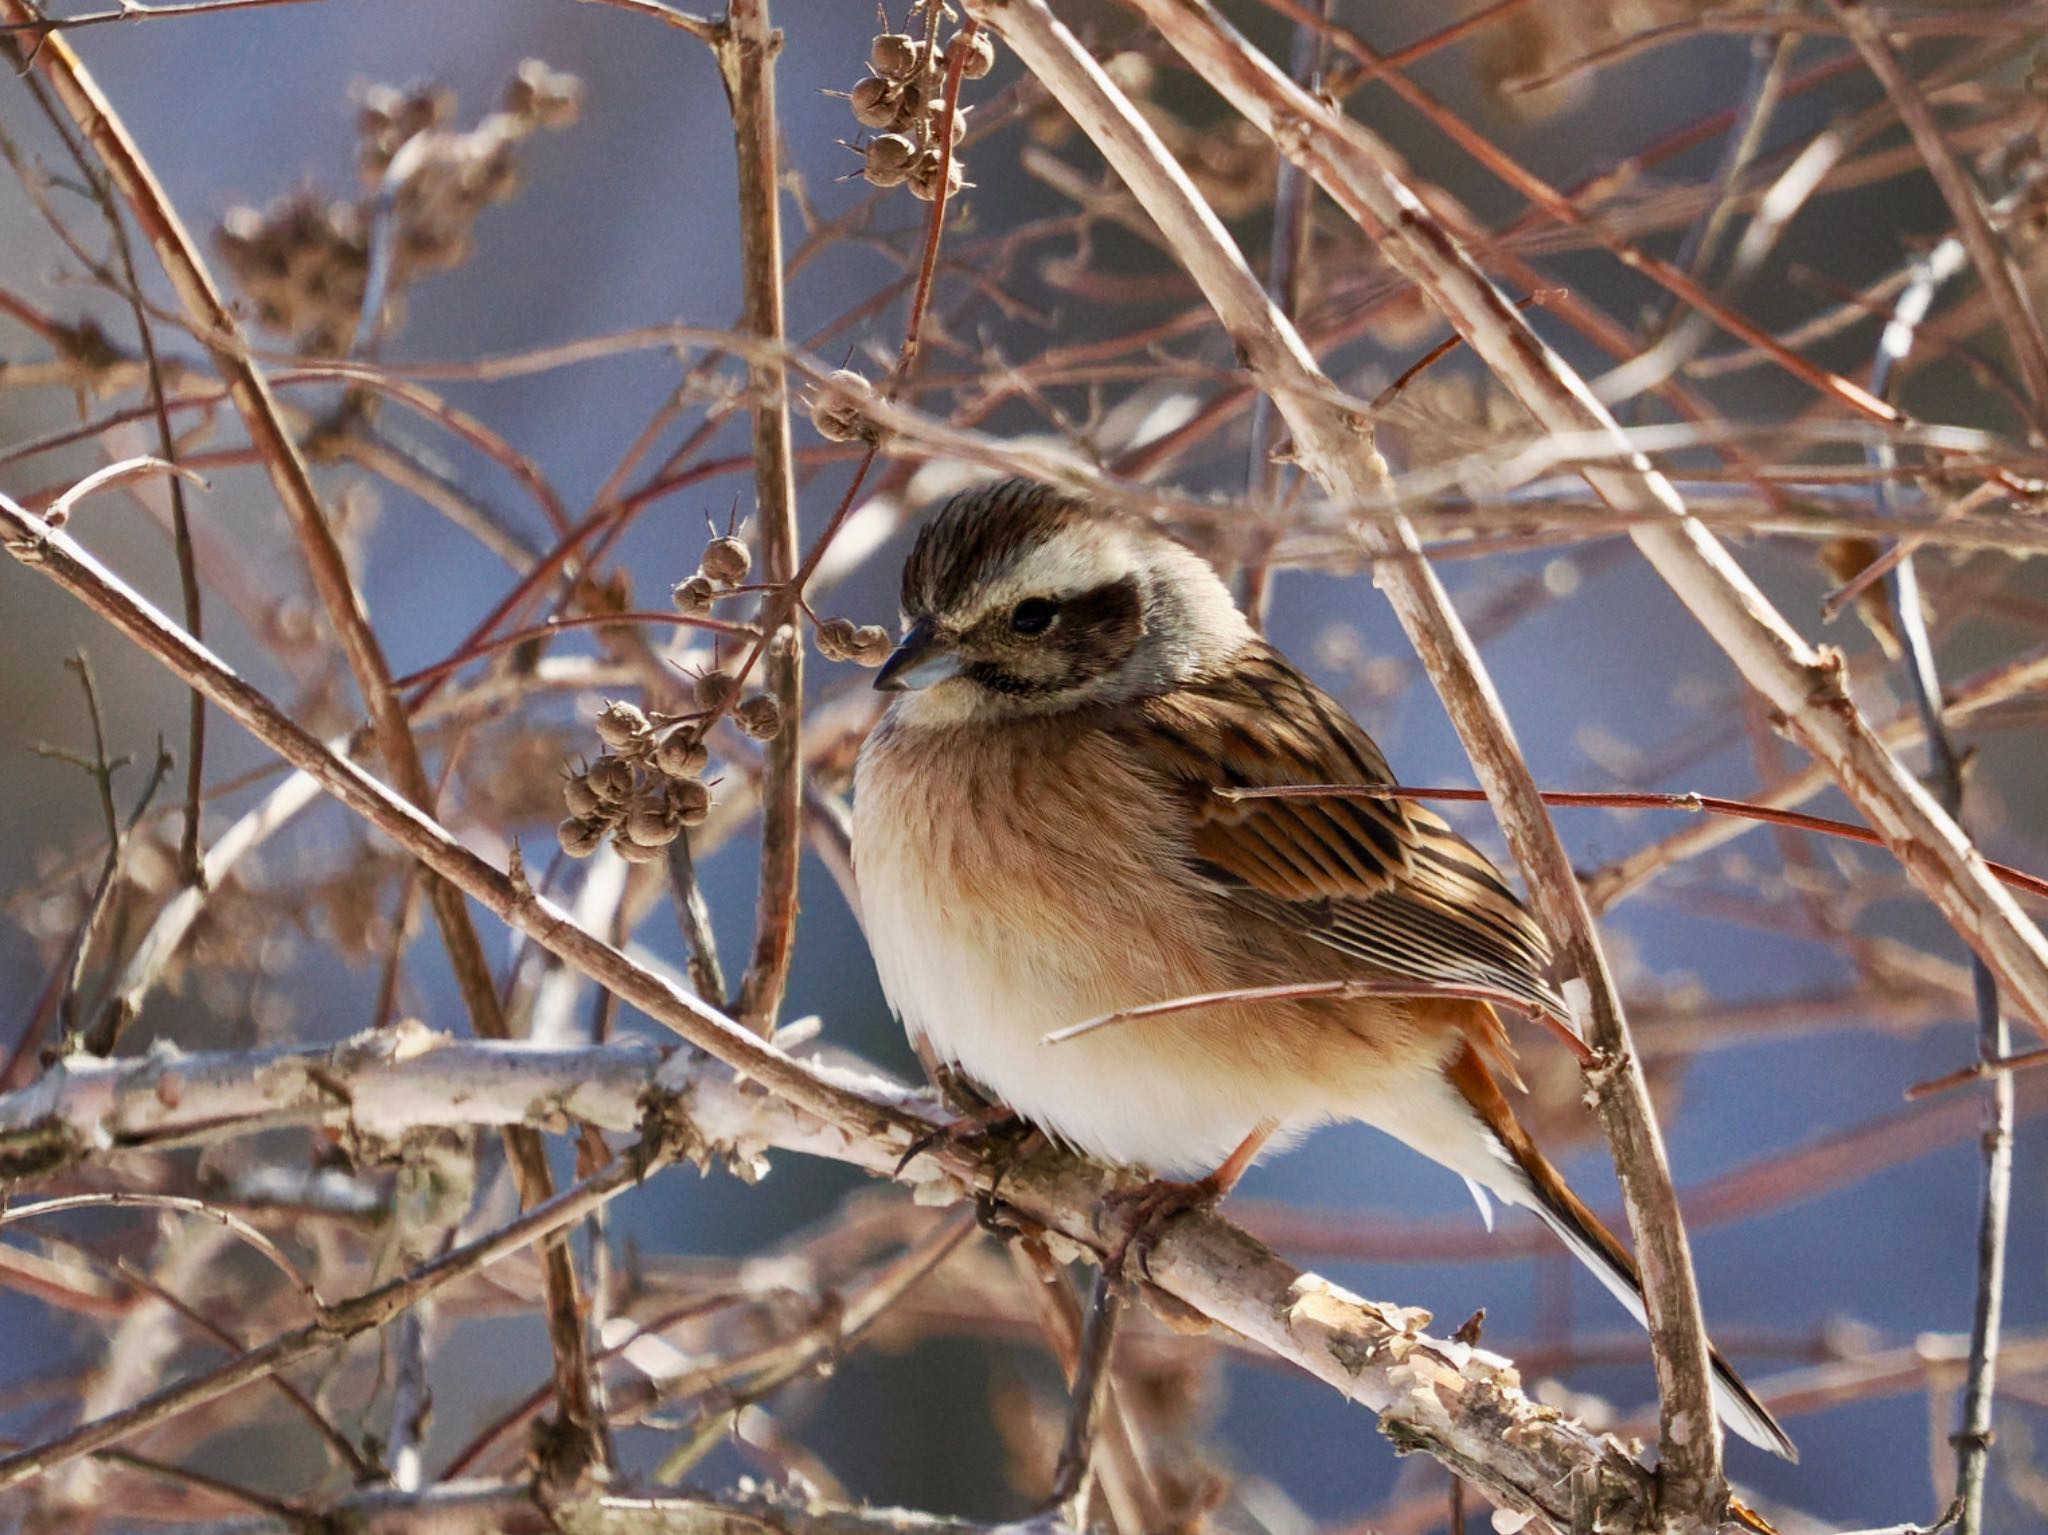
[892,1102,1030,1180]
[1098,1174,1221,1281]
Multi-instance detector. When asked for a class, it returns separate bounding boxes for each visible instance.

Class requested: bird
[850,477,1795,1461]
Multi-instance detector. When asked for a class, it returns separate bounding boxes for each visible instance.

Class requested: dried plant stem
[1826,0,2048,432]
[968,0,1728,1512]
[716,0,804,1035]
[1120,0,2048,1039]
[664,834,728,1003]
[0,1134,666,1495]
[1007,1239,1165,1535]
[24,77,212,889]
[1859,181,2016,1535]
[0,12,608,1469]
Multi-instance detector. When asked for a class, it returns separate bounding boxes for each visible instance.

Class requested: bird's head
[876,479,1253,722]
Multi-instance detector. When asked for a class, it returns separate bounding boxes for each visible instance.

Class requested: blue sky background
[2,3,2044,1529]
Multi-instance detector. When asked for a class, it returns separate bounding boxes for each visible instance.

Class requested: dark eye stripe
[962,575,1147,699]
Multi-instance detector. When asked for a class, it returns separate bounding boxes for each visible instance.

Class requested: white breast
[850,714,1341,1176]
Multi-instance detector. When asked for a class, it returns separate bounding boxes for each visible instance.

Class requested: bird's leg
[1030,1123,1276,1523]
[1100,1119,1277,1278]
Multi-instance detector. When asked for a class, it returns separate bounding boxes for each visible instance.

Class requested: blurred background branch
[2,2,2046,1532]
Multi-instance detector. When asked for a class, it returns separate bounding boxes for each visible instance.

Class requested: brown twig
[715,0,805,1035]
[20,69,212,889]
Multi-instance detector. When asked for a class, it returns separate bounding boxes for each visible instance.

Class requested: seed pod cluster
[836,15,992,202]
[217,62,582,354]
[814,616,895,667]
[557,698,716,864]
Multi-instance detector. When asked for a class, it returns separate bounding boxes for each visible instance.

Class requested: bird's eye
[1009,597,1060,637]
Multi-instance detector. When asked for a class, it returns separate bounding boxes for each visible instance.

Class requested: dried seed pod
[924,97,969,144]
[694,669,739,711]
[871,32,922,81]
[849,75,898,129]
[563,773,601,818]
[949,29,996,80]
[887,76,928,129]
[594,699,651,748]
[734,692,783,740]
[814,615,859,660]
[668,777,713,827]
[809,370,874,443]
[504,59,584,130]
[862,131,917,188]
[850,624,895,666]
[654,730,710,780]
[557,816,605,858]
[702,535,751,585]
[612,830,665,864]
[909,146,963,203]
[587,754,635,804]
[672,572,717,615]
[625,802,681,849]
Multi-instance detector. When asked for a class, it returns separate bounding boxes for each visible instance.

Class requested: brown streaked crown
[900,479,1089,621]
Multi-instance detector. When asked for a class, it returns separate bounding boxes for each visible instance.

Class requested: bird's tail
[1448,1047,1798,1462]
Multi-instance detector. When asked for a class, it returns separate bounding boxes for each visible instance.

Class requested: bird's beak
[874,619,962,692]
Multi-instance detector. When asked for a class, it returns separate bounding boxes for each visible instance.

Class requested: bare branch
[0,492,1750,1531]
[717,0,805,1035]
[963,0,1729,1509]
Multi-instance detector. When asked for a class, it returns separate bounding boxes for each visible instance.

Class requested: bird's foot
[1096,1121,1274,1280]
[893,1101,1032,1180]
[1097,1172,1223,1281]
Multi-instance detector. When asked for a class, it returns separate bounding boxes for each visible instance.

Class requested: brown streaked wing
[1132,644,1565,1019]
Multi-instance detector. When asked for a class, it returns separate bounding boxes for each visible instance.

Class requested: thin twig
[1856,171,2016,1535]
[1827,0,2048,433]
[716,0,804,1035]
[37,654,174,1051]
[664,834,728,1004]
[0,0,318,32]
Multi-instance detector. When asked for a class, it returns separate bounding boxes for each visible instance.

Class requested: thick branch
[964,0,1728,1511]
